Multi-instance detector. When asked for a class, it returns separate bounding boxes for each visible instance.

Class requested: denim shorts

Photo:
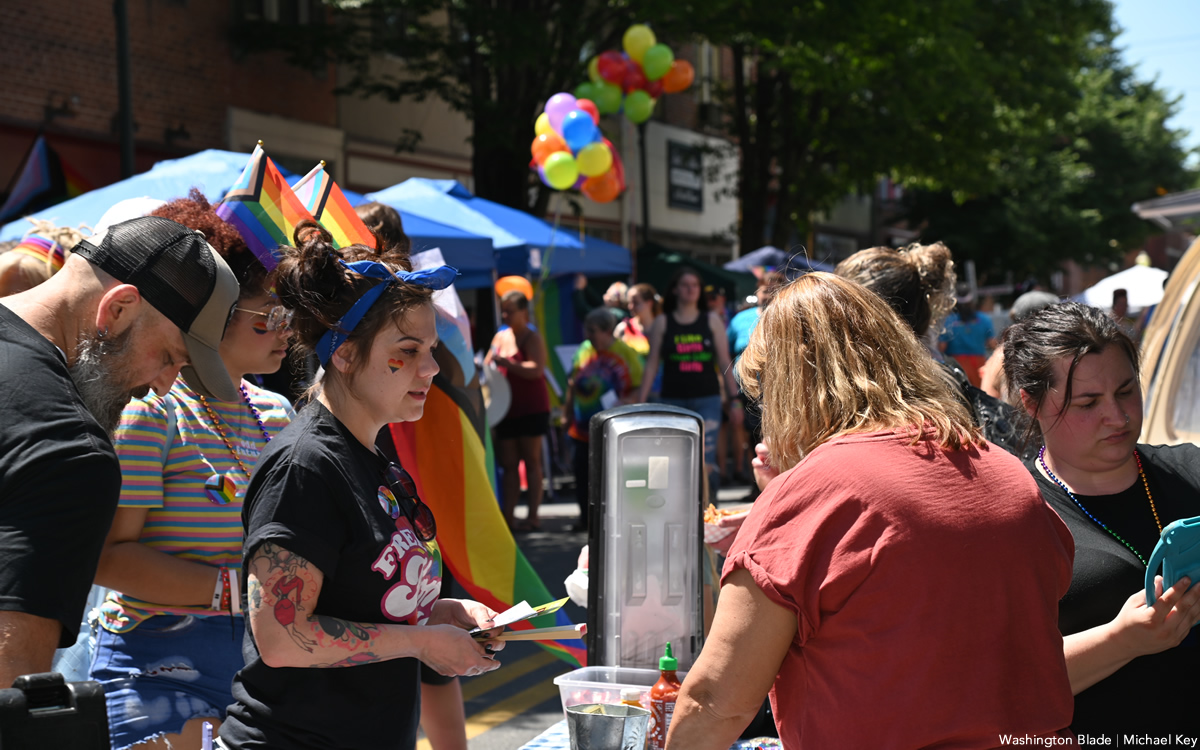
[658,394,723,468]
[89,614,245,750]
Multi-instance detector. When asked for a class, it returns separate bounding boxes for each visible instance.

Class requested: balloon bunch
[573,24,695,126]
[531,93,626,203]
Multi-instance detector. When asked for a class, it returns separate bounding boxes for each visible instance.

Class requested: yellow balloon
[588,56,601,83]
[623,24,656,64]
[535,112,553,137]
[576,142,613,177]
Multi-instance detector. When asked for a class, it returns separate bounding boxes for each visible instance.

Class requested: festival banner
[0,136,91,223]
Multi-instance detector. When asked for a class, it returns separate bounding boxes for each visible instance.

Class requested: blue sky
[1111,0,1200,156]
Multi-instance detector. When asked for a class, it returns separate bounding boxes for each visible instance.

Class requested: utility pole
[115,0,135,178]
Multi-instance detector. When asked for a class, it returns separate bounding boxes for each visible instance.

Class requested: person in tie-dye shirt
[89,191,294,750]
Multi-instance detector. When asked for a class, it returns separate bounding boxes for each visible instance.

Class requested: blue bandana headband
[315,259,458,366]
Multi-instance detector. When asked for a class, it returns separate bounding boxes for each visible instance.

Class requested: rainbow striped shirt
[98,377,293,633]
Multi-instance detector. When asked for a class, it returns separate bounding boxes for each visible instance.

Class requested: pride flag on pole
[291,162,377,249]
[389,251,585,667]
[216,143,312,270]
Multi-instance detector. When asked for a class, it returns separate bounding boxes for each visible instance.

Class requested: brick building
[1,1,339,193]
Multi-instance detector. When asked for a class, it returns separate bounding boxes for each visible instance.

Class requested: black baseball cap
[72,216,241,401]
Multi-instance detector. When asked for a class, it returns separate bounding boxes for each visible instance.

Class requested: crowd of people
[0,186,1196,750]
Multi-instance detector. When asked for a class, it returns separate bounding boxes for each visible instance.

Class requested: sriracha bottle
[648,643,681,750]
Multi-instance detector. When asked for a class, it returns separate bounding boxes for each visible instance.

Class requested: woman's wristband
[211,567,227,611]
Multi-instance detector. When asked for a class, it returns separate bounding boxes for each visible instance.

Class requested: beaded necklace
[1037,446,1162,567]
[197,383,273,479]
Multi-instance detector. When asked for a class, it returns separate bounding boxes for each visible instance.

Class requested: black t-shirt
[1028,443,1200,735]
[660,311,720,399]
[221,401,442,750]
[0,304,121,647]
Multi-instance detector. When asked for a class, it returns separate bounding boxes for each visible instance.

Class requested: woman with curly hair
[88,189,295,750]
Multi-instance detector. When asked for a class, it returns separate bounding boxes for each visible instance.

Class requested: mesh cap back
[72,216,242,401]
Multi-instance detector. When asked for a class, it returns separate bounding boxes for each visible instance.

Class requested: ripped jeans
[89,614,245,750]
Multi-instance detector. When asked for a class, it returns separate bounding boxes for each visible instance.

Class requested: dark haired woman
[484,288,550,532]
[219,221,502,750]
[1005,301,1200,735]
[88,190,295,750]
[634,267,738,490]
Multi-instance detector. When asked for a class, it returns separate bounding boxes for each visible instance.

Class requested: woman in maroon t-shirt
[666,273,1076,749]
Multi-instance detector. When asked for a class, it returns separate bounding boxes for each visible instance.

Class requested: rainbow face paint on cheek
[388,359,404,373]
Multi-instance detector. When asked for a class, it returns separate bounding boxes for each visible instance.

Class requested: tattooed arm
[246,541,502,675]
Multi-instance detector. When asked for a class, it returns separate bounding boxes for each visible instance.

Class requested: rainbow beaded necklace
[196,383,273,479]
[1037,446,1162,567]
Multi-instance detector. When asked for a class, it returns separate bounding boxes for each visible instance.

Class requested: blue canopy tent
[398,214,497,289]
[413,179,632,278]
[724,245,836,276]
[367,180,525,286]
[0,149,259,240]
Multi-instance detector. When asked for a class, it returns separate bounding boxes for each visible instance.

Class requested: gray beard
[68,327,148,435]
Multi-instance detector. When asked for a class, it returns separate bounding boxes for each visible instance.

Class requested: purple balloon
[573,174,587,189]
[545,92,578,134]
[537,164,553,189]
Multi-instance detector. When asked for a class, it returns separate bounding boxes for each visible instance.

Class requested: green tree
[691,0,1113,254]
[903,31,1198,279]
[233,0,677,213]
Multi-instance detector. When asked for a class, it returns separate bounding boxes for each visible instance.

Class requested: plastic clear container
[553,666,687,718]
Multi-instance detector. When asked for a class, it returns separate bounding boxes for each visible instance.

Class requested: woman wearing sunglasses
[220,221,503,750]
[90,191,295,750]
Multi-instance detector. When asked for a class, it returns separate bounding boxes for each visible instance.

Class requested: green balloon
[593,82,623,115]
[642,44,674,82]
[543,151,580,190]
[624,89,656,124]
[574,81,597,103]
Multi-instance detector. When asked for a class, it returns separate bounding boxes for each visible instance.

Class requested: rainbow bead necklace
[196,384,273,478]
[1038,446,1162,567]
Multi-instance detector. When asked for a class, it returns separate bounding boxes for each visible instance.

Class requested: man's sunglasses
[234,305,294,332]
[383,463,437,543]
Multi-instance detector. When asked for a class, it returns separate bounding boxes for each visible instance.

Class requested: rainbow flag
[388,287,585,667]
[0,136,91,222]
[533,275,584,409]
[216,143,313,270]
[291,162,376,249]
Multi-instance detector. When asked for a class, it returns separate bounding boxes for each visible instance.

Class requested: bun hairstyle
[150,188,266,297]
[354,201,412,256]
[272,219,433,377]
[834,242,956,338]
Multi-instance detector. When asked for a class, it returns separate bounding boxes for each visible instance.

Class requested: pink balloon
[545,93,578,134]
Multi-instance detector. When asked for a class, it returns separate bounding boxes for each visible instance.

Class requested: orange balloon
[495,275,534,300]
[530,132,568,166]
[581,170,622,204]
[661,60,695,94]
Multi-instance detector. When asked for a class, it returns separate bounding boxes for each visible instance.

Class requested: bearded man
[0,216,239,685]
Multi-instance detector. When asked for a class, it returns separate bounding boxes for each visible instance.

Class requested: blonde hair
[736,272,981,472]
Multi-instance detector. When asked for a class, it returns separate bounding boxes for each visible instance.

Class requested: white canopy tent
[1078,264,1169,310]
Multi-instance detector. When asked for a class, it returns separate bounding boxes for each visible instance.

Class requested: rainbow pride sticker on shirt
[387,359,404,373]
[377,485,400,519]
[205,473,238,506]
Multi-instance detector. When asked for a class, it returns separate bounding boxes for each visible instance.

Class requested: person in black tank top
[634,267,739,485]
